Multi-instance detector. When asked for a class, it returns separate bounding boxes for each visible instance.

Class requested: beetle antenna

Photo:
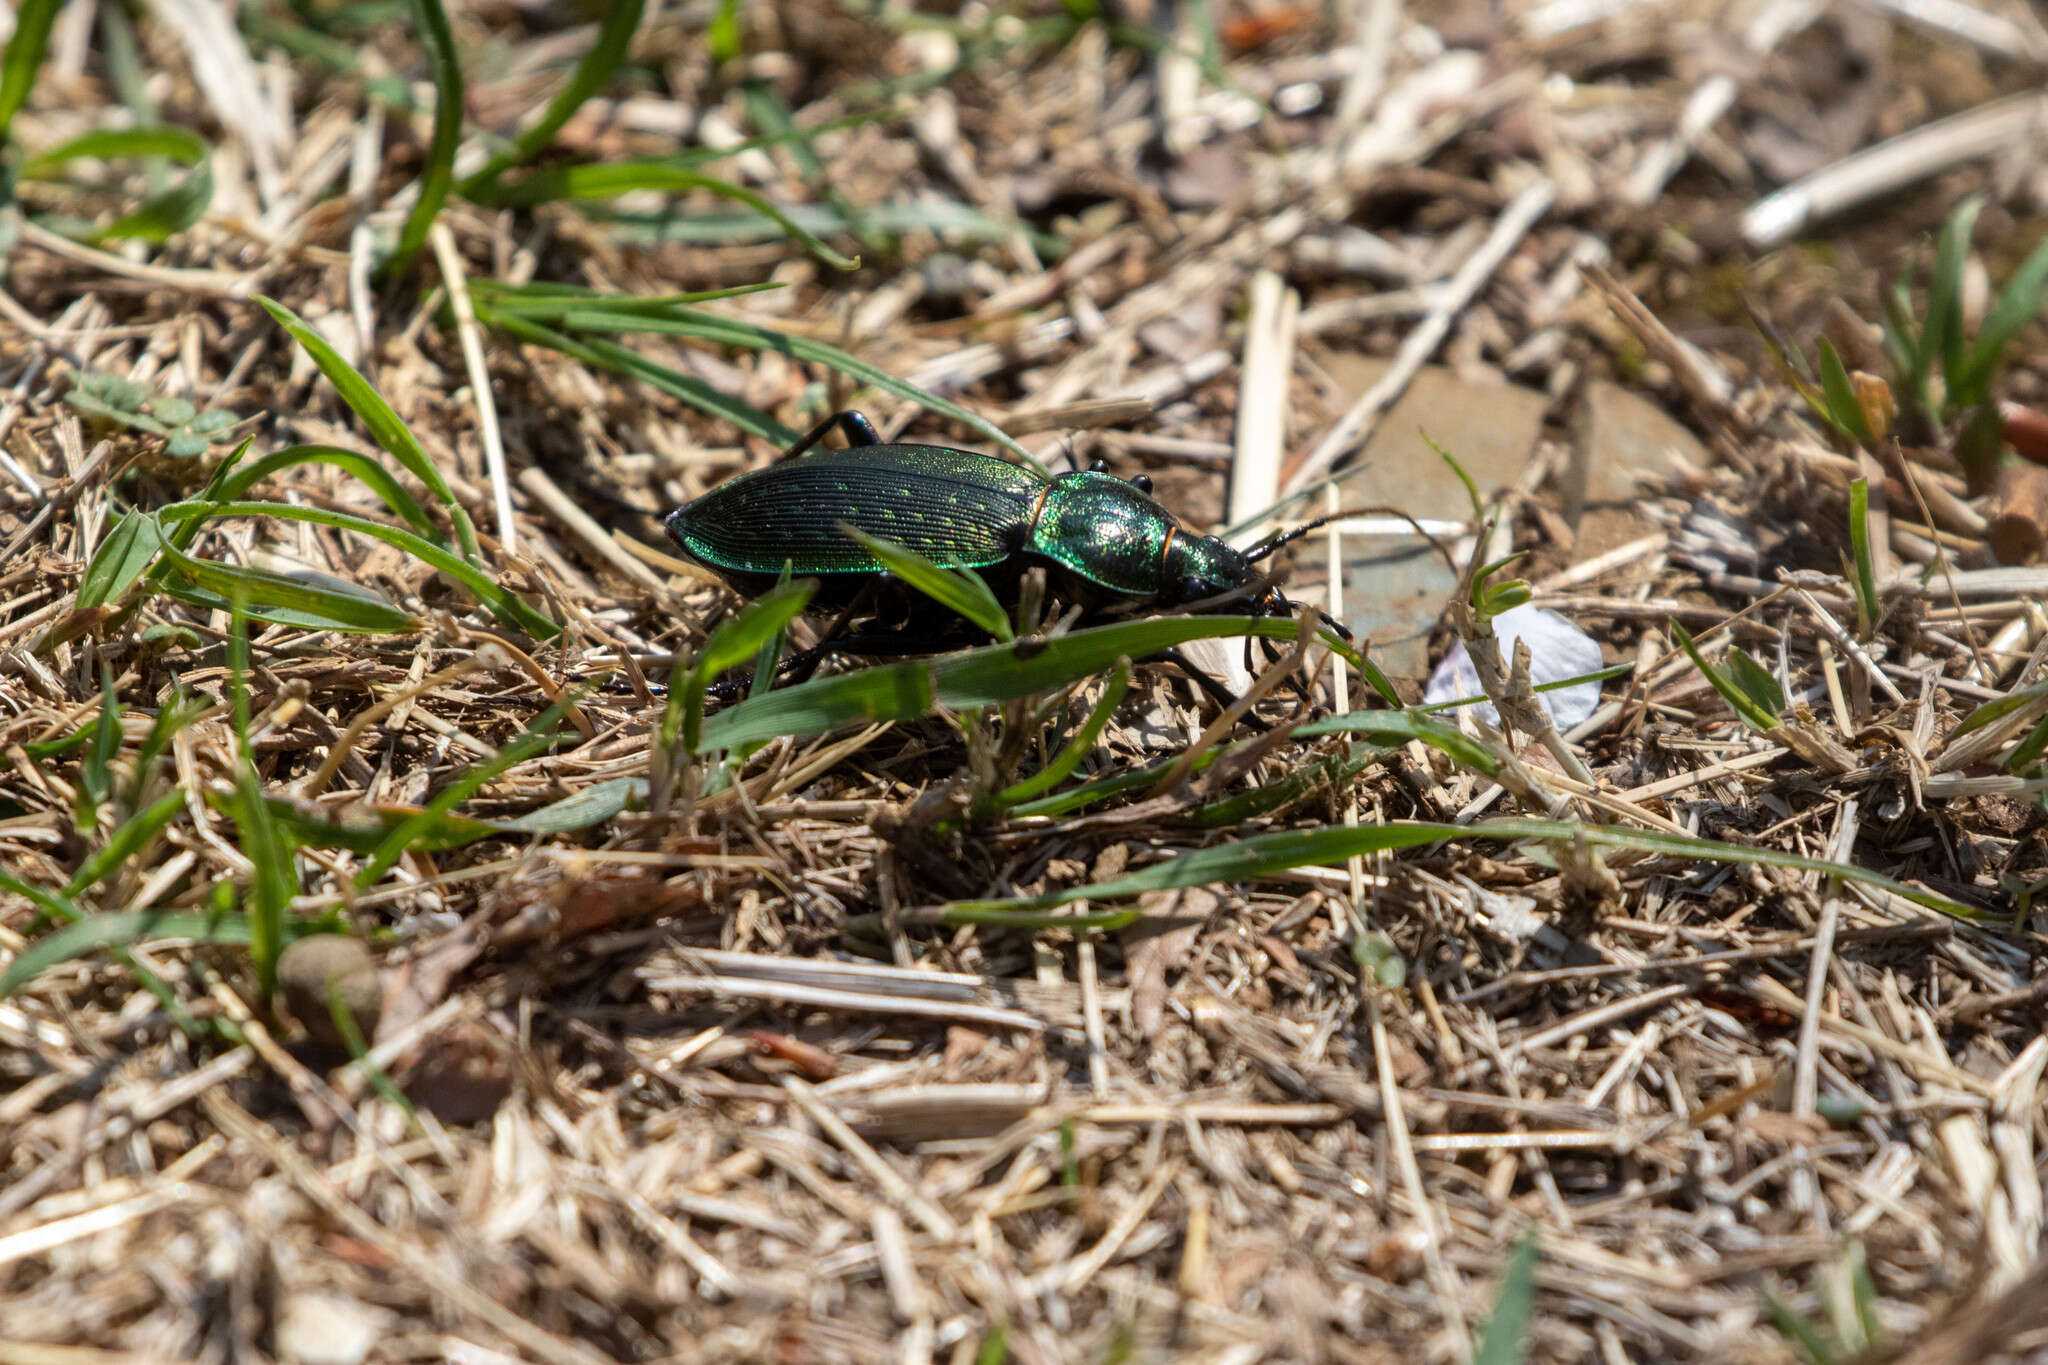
[1243,515,1337,564]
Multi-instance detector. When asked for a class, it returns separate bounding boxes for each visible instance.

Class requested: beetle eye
[1089,458,1110,474]
[1131,474,1154,494]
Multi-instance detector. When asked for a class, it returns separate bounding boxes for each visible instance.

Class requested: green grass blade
[1921,196,1981,415]
[98,0,152,124]
[498,290,1036,466]
[1672,620,1779,733]
[0,907,254,999]
[1293,707,1503,776]
[1418,662,1634,715]
[497,776,648,834]
[255,795,503,855]
[748,561,796,709]
[465,280,785,316]
[684,579,816,752]
[1728,647,1788,719]
[1764,1296,1836,1365]
[1006,739,1234,819]
[0,0,62,144]
[25,722,94,761]
[154,499,558,639]
[1880,272,1921,388]
[0,865,86,929]
[254,296,481,562]
[2001,713,2048,774]
[708,0,742,61]
[64,788,188,897]
[1847,477,1879,636]
[229,597,292,1001]
[383,0,463,279]
[75,665,120,831]
[214,445,442,542]
[741,80,882,255]
[695,580,818,681]
[477,309,795,447]
[454,0,646,197]
[944,816,1975,919]
[1816,339,1873,445]
[1194,750,1375,829]
[75,508,164,611]
[1354,649,1403,707]
[1473,1234,1540,1365]
[126,688,203,807]
[990,659,1131,809]
[623,304,1036,465]
[22,125,214,242]
[477,161,859,270]
[1950,678,2048,739]
[1955,227,2048,406]
[841,526,1012,641]
[161,581,417,634]
[154,524,420,633]
[354,693,578,887]
[329,973,416,1118]
[694,614,1343,753]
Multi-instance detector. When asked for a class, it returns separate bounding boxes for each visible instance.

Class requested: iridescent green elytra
[665,412,1264,613]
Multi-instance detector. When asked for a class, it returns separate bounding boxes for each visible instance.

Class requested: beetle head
[1166,529,1356,644]
[1164,533,1255,605]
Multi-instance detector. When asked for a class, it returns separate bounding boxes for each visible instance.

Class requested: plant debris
[1,1,2046,1362]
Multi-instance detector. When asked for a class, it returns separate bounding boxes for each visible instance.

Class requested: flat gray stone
[1568,380,1711,512]
[1322,356,1552,519]
[1315,357,1550,681]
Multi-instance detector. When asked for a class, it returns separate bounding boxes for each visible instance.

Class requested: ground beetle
[664,410,1347,706]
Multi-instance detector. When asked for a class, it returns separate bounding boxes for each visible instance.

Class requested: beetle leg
[1155,646,1249,717]
[782,410,845,461]
[836,411,882,446]
[704,574,890,701]
[815,628,979,659]
[781,409,882,462]
[780,573,897,684]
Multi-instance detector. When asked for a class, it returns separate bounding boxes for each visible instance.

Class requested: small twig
[14,218,268,297]
[1369,989,1468,1361]
[1888,438,1992,681]
[1794,587,1908,706]
[1745,91,2048,248]
[346,100,386,358]
[782,1076,960,1241]
[518,466,671,596]
[1228,268,1298,528]
[430,221,518,554]
[1789,800,1857,1214]
[1626,0,1824,206]
[1285,179,1554,497]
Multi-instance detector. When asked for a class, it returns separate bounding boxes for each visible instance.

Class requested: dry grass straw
[2,1,2047,1362]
